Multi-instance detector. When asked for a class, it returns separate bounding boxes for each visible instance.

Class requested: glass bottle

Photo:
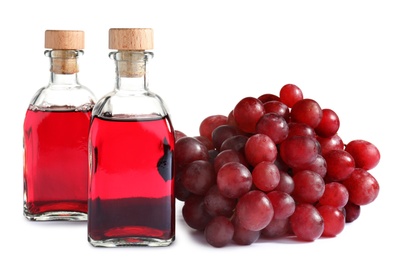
[23,30,96,221]
[87,28,176,247]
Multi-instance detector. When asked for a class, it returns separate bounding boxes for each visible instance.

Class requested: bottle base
[24,210,87,221]
[88,235,175,247]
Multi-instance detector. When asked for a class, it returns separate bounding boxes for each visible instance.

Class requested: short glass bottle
[87,28,176,247]
[23,30,96,221]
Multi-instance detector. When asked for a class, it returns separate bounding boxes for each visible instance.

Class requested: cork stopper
[45,30,84,74]
[45,30,84,50]
[109,28,153,50]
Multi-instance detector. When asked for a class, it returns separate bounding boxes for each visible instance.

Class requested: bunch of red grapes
[174,84,380,247]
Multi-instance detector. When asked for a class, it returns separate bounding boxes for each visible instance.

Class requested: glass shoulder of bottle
[28,85,96,111]
[92,91,170,119]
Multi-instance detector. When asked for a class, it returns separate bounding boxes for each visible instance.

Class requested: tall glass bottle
[23,30,96,221]
[87,28,175,247]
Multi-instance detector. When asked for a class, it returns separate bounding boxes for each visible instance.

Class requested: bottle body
[87,49,176,247]
[23,49,96,221]
[88,114,175,246]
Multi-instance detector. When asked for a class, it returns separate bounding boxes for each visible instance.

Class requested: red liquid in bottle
[23,109,92,220]
[88,115,175,244]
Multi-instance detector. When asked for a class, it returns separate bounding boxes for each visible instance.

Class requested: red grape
[194,135,214,150]
[212,125,241,150]
[256,113,289,144]
[207,149,219,165]
[279,83,303,108]
[261,218,291,238]
[345,139,380,170]
[216,162,252,199]
[267,190,296,220]
[324,150,355,182]
[258,93,281,103]
[226,110,238,128]
[342,168,380,205]
[175,130,187,140]
[318,182,349,208]
[199,115,228,141]
[244,133,277,167]
[263,100,290,119]
[181,160,216,195]
[290,203,324,241]
[204,185,237,218]
[290,98,323,128]
[252,161,280,192]
[233,97,265,133]
[280,135,319,168]
[175,136,209,168]
[287,122,316,138]
[220,134,249,152]
[182,194,213,231]
[204,216,234,247]
[317,205,345,237]
[344,201,361,223]
[231,213,261,245]
[236,190,274,231]
[274,170,295,194]
[291,170,325,204]
[316,134,344,155]
[293,154,327,178]
[174,167,192,201]
[315,108,340,138]
[213,149,248,173]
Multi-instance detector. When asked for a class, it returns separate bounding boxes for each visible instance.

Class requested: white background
[1,0,401,258]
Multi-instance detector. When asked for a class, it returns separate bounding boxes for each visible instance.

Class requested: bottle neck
[46,50,81,86]
[110,51,153,92]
